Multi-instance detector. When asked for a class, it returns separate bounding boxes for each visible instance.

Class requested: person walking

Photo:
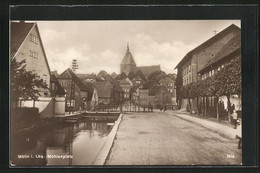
[235,118,242,149]
[231,110,238,129]
[163,104,167,112]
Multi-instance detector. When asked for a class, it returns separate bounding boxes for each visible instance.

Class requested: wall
[193,31,236,82]
[154,87,172,106]
[54,97,65,115]
[20,97,66,118]
[21,97,52,113]
[158,76,175,97]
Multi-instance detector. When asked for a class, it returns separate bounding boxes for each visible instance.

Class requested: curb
[172,113,236,140]
[92,113,123,165]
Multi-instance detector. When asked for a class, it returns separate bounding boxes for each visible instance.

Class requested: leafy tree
[175,69,183,107]
[98,70,108,79]
[148,70,165,80]
[111,72,117,79]
[11,58,48,107]
[128,71,135,80]
[116,72,127,80]
[214,56,241,119]
[135,69,146,81]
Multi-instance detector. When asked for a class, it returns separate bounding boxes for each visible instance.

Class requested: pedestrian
[231,109,238,129]
[160,105,163,112]
[163,104,167,112]
[235,118,242,149]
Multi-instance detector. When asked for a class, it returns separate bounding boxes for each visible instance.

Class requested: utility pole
[72,59,78,73]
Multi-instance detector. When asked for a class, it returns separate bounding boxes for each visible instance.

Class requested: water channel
[11,113,119,166]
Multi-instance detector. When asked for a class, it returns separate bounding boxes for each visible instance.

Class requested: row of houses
[10,20,177,114]
[175,24,241,119]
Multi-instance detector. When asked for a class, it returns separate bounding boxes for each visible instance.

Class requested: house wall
[178,30,237,111]
[192,31,236,82]
[14,24,50,97]
[20,97,66,118]
[158,76,176,98]
[154,87,172,106]
[57,79,86,111]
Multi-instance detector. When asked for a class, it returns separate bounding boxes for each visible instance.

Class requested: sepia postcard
[9,5,258,168]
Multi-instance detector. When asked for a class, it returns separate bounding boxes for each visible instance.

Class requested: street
[105,111,242,165]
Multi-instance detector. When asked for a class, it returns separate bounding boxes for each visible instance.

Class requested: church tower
[120,43,136,75]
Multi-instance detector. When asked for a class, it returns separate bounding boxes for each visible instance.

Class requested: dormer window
[29,50,38,58]
[29,34,38,44]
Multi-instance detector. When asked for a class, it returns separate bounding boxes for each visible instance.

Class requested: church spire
[127,42,129,52]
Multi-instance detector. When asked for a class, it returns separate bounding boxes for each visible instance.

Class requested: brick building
[157,74,176,104]
[175,24,241,111]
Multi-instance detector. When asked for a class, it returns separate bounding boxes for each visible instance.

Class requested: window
[188,65,191,72]
[212,70,214,76]
[29,34,39,44]
[170,89,173,93]
[29,50,38,58]
[218,67,221,71]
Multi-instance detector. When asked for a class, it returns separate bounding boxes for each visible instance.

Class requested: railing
[92,104,154,112]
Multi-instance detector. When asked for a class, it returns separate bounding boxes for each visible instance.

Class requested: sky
[35,20,240,75]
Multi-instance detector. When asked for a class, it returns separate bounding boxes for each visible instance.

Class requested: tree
[128,71,135,80]
[148,70,165,80]
[135,69,146,81]
[10,58,48,107]
[214,56,241,121]
[98,70,110,80]
[111,72,117,79]
[116,72,127,80]
[175,69,183,107]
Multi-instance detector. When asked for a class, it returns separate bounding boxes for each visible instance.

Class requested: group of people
[160,104,167,112]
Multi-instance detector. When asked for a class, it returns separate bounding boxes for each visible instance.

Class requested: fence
[92,104,154,113]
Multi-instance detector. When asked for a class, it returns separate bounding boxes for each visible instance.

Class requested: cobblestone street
[105,111,242,165]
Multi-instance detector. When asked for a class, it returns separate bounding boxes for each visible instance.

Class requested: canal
[11,113,120,166]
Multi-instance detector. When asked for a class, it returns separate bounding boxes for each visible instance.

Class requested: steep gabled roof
[93,82,112,98]
[175,24,241,69]
[58,68,89,92]
[82,81,95,101]
[142,80,159,90]
[148,85,168,96]
[132,83,143,92]
[10,21,34,58]
[198,34,241,74]
[156,74,175,81]
[11,21,52,76]
[50,74,66,95]
[121,44,136,66]
[51,71,59,77]
[135,65,161,77]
